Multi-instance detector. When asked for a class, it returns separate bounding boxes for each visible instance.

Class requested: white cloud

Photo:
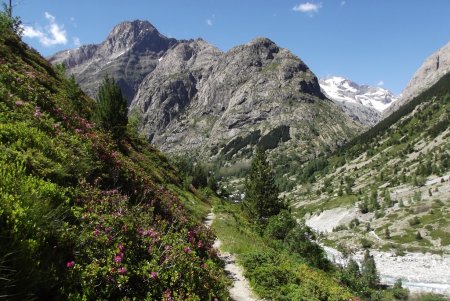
[22,12,67,47]
[205,14,215,26]
[341,1,346,6]
[377,80,384,86]
[293,2,322,14]
[73,37,81,47]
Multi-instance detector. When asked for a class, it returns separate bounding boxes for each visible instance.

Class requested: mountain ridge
[50,20,361,170]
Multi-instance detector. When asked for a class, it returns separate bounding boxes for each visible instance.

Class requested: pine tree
[361,249,379,289]
[94,76,128,140]
[243,147,287,224]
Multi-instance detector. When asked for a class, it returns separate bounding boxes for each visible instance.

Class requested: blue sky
[11,0,450,94]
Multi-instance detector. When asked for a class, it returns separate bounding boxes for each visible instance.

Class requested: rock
[385,40,450,117]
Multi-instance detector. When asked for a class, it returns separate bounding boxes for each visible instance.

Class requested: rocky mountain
[50,20,361,169]
[385,40,450,117]
[49,20,177,103]
[320,76,398,126]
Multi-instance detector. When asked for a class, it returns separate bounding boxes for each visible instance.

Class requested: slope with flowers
[0,28,229,300]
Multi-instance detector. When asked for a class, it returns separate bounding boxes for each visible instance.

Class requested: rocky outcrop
[49,20,177,103]
[385,41,450,117]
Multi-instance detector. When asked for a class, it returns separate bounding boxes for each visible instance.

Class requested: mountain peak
[107,20,159,40]
[102,19,175,55]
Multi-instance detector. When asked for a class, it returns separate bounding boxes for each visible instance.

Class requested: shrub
[264,210,296,240]
[284,224,331,270]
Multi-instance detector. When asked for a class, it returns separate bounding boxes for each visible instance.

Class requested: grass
[210,199,358,301]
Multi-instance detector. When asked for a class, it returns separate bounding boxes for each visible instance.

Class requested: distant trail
[204,212,260,301]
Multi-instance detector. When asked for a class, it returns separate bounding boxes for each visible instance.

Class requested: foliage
[284,223,331,270]
[94,75,128,141]
[0,3,23,39]
[0,31,229,299]
[264,210,296,240]
[243,147,288,224]
[361,250,380,289]
[212,200,355,301]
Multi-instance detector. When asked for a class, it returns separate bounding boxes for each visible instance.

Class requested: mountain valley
[2,5,450,300]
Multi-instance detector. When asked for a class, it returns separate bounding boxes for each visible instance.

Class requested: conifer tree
[361,249,379,289]
[243,147,287,224]
[94,76,128,140]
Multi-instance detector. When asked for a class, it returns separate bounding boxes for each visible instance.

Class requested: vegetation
[287,69,450,253]
[0,27,229,299]
[243,147,288,225]
[94,75,128,141]
[212,199,356,301]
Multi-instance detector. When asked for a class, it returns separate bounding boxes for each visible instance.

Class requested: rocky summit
[49,20,177,103]
[50,20,361,166]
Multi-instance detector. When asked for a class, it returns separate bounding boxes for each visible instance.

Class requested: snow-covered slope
[319,76,398,126]
[320,76,398,112]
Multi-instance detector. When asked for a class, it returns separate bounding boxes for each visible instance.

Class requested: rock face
[132,37,359,160]
[49,20,177,103]
[385,41,450,117]
[319,76,398,126]
[50,20,361,163]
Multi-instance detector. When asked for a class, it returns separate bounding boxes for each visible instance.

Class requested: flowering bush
[0,32,229,299]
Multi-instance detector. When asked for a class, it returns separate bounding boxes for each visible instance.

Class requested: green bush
[284,224,331,270]
[264,210,296,240]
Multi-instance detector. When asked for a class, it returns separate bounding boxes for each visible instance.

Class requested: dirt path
[204,212,260,301]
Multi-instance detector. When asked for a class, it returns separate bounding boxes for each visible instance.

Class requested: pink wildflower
[66,261,75,268]
[118,267,127,275]
[114,255,122,263]
[15,100,24,107]
[183,246,191,254]
[150,271,158,280]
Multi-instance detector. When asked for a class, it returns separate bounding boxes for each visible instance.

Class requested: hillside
[50,20,361,175]
[287,68,450,294]
[0,27,230,300]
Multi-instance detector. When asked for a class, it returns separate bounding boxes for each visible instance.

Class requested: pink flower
[114,255,122,263]
[183,246,191,254]
[118,243,125,252]
[118,267,127,275]
[150,271,158,280]
[66,261,75,268]
[93,229,100,237]
[15,100,24,107]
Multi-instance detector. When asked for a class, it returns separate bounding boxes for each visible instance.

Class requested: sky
[10,0,450,94]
